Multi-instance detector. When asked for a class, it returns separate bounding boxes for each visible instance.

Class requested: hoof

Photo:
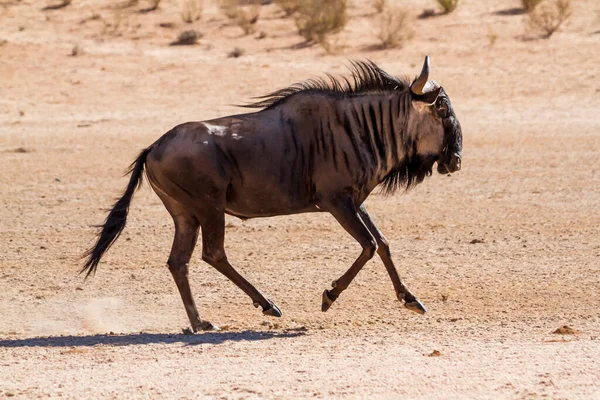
[263,303,282,318]
[193,321,220,332]
[404,299,427,314]
[321,289,337,312]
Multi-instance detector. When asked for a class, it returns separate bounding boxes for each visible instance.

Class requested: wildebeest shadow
[0,329,307,348]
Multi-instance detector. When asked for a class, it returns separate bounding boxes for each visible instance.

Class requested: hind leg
[168,216,219,332]
[200,210,281,317]
[152,183,217,332]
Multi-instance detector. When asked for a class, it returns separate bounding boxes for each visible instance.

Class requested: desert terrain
[1,0,599,398]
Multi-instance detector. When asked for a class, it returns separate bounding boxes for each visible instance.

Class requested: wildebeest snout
[438,153,461,174]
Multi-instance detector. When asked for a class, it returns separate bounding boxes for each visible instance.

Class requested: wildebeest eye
[435,99,449,118]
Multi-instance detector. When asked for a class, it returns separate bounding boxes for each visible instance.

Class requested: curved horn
[411,56,430,95]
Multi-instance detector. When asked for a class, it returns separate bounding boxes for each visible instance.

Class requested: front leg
[358,204,427,314]
[321,196,378,312]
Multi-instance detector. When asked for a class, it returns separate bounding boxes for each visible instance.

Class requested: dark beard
[379,154,437,195]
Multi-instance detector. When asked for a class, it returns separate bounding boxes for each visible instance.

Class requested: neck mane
[242,61,433,195]
[240,60,412,110]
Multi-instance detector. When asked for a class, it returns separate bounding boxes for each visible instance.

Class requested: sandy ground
[1,0,600,398]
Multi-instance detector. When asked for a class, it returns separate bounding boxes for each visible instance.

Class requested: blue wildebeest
[83,57,463,331]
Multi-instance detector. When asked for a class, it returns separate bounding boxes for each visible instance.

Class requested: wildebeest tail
[81,147,151,278]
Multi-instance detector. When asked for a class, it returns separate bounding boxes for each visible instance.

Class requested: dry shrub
[522,0,545,13]
[436,0,458,14]
[276,0,300,16]
[219,0,261,34]
[373,0,386,14]
[236,4,260,35]
[220,0,240,19]
[377,6,413,49]
[527,0,571,38]
[294,0,348,46]
[181,0,203,23]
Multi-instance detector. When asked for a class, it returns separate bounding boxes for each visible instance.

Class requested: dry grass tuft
[294,0,348,47]
[522,0,545,13]
[376,6,413,49]
[181,0,203,24]
[527,0,571,38]
[436,0,458,14]
[487,28,498,47]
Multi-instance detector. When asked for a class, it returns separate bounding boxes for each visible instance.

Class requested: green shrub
[436,0,458,14]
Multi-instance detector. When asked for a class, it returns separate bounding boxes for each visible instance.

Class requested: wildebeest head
[408,56,462,175]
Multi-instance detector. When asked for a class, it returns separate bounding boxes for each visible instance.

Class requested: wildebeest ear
[412,86,442,105]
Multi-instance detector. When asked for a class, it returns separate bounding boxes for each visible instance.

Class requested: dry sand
[1,0,599,398]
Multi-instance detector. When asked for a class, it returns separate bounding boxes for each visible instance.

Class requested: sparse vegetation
[436,0,458,14]
[376,6,413,49]
[294,0,348,47]
[487,28,498,47]
[70,44,83,56]
[236,4,261,35]
[418,8,436,19]
[521,0,545,13]
[102,11,127,36]
[527,0,571,38]
[228,46,244,58]
[276,0,300,16]
[181,0,203,24]
[170,30,202,45]
[220,0,240,20]
[373,0,386,14]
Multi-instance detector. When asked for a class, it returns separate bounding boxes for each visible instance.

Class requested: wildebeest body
[83,57,463,331]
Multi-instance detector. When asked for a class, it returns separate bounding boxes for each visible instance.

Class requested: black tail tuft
[81,148,151,278]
